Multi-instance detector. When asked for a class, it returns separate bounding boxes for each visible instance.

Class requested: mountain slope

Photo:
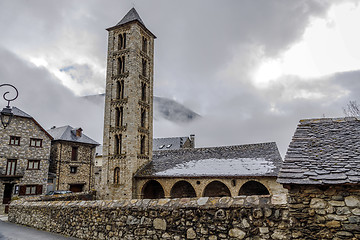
[82,94,200,123]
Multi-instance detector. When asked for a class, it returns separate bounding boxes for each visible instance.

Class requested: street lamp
[0,84,18,129]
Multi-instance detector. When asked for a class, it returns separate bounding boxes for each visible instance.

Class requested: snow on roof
[154,158,276,177]
[136,142,282,178]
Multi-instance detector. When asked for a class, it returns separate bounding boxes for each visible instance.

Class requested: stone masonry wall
[9,195,290,240]
[288,185,360,239]
[50,141,95,192]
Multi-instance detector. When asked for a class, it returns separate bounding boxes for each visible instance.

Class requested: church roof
[136,142,282,178]
[12,106,32,118]
[278,117,360,185]
[47,125,99,146]
[116,8,145,27]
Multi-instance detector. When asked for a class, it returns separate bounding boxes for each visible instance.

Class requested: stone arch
[142,180,165,199]
[203,181,231,197]
[238,180,270,196]
[170,181,196,198]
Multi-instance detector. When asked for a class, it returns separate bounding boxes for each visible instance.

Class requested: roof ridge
[116,8,145,27]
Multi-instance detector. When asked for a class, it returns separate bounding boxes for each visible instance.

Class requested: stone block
[228,228,246,239]
[271,195,287,205]
[153,218,166,230]
[310,198,327,209]
[186,228,196,239]
[325,220,340,228]
[328,201,345,207]
[344,196,360,207]
[352,208,360,215]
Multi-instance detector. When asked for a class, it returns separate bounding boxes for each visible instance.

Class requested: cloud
[0,48,103,143]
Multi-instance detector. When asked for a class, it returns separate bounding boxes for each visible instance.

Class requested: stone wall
[9,195,290,240]
[50,141,96,192]
[288,184,360,239]
[0,115,52,213]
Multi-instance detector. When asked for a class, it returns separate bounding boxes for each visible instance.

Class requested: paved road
[0,216,78,240]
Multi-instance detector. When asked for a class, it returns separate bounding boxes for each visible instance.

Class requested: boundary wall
[9,195,290,240]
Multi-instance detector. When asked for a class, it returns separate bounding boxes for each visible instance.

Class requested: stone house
[47,125,99,193]
[0,107,52,213]
[278,117,360,239]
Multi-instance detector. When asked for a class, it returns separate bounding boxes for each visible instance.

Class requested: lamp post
[0,84,18,129]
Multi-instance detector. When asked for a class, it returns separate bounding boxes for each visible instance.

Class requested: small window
[25,186,36,195]
[30,138,42,147]
[71,147,78,161]
[27,160,40,170]
[159,145,165,149]
[6,159,17,175]
[70,166,78,174]
[9,136,20,145]
[166,144,172,148]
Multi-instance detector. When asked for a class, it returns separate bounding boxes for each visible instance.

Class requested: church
[99,8,286,200]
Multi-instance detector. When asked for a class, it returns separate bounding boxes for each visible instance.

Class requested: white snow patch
[155,158,276,176]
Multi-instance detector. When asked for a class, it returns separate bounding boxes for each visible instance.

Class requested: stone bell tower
[101,8,156,199]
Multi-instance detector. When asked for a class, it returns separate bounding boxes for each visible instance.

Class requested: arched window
[203,181,231,197]
[116,80,124,99]
[141,109,146,128]
[142,37,147,53]
[238,181,270,196]
[142,59,147,77]
[118,56,125,74]
[142,180,164,199]
[114,134,122,155]
[115,107,120,127]
[119,107,123,126]
[170,181,196,198]
[141,83,146,101]
[140,135,146,155]
[118,34,126,50]
[123,33,126,49]
[114,167,120,184]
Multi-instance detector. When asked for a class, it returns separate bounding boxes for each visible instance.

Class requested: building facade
[47,126,99,193]
[0,107,52,213]
[101,8,156,199]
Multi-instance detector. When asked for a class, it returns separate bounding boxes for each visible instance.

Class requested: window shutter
[19,185,26,196]
[36,185,43,195]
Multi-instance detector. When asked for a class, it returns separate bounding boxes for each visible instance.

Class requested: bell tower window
[118,56,125,74]
[116,80,124,99]
[114,167,120,184]
[142,36,147,53]
[141,109,146,128]
[140,135,146,155]
[141,83,146,101]
[142,59,147,77]
[118,33,126,50]
[114,134,122,155]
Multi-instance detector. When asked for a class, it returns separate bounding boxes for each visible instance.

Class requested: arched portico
[170,181,196,198]
[238,180,270,195]
[203,181,231,197]
[142,180,165,199]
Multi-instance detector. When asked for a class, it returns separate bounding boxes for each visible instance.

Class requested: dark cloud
[1,0,360,157]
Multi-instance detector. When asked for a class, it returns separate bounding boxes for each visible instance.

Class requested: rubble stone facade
[0,109,52,213]
[50,141,96,192]
[101,9,156,199]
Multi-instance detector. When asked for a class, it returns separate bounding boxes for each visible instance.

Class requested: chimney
[190,134,195,148]
[51,126,56,129]
[76,128,83,137]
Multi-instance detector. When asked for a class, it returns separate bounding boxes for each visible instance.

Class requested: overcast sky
[1,0,360,156]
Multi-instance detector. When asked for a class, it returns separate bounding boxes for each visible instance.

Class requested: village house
[47,125,99,193]
[278,117,360,239]
[0,107,52,213]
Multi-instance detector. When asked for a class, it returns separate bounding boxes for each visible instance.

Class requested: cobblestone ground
[0,215,78,240]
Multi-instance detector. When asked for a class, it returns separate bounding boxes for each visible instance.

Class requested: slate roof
[116,8,145,27]
[136,142,282,178]
[12,106,32,118]
[47,125,99,146]
[153,137,189,151]
[278,117,360,185]
[10,107,53,140]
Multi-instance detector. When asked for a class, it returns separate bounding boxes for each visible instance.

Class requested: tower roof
[107,8,156,38]
[116,8,145,27]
